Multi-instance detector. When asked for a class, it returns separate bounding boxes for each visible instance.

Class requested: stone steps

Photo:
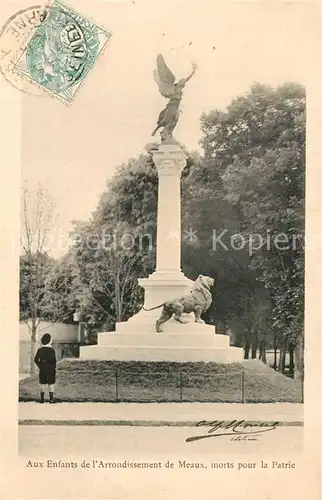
[97,332,229,348]
[80,345,243,363]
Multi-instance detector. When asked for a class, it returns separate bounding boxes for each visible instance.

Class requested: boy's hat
[41,333,51,345]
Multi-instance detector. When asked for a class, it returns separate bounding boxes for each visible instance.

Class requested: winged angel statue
[152,54,197,141]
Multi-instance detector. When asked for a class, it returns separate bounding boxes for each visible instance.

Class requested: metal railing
[111,368,246,403]
[108,367,303,403]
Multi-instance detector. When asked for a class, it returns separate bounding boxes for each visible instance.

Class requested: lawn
[19,358,303,403]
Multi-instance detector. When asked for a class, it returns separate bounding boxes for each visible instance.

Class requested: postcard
[0,0,321,498]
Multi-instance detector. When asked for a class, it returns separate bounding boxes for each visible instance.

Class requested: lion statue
[143,275,215,333]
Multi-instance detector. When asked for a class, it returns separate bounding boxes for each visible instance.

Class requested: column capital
[152,144,187,177]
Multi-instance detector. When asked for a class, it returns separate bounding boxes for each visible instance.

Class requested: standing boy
[34,333,57,403]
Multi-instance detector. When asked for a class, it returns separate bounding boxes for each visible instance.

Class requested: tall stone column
[153,144,186,276]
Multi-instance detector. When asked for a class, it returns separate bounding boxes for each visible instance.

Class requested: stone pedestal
[80,142,244,363]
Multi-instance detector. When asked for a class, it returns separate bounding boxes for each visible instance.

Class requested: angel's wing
[153,54,176,97]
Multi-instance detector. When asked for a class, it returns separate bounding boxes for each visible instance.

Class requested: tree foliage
[41,256,79,324]
[67,149,159,332]
[219,83,305,347]
[19,252,55,322]
[198,82,305,375]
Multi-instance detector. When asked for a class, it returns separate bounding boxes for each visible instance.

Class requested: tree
[68,218,144,333]
[59,147,160,332]
[214,82,305,379]
[181,102,265,347]
[20,252,55,321]
[20,185,56,373]
[88,249,142,324]
[41,255,79,324]
[93,147,159,274]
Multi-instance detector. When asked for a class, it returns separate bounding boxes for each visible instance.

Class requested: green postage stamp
[14,1,112,102]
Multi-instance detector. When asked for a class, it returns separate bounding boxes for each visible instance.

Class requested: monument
[80,55,243,363]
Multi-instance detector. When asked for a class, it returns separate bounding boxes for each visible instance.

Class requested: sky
[18,0,318,257]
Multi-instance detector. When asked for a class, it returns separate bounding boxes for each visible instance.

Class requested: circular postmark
[0,5,49,94]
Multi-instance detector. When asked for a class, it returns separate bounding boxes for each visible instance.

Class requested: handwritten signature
[186,420,280,443]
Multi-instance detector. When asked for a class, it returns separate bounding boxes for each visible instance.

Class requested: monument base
[80,316,244,363]
[79,270,244,363]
